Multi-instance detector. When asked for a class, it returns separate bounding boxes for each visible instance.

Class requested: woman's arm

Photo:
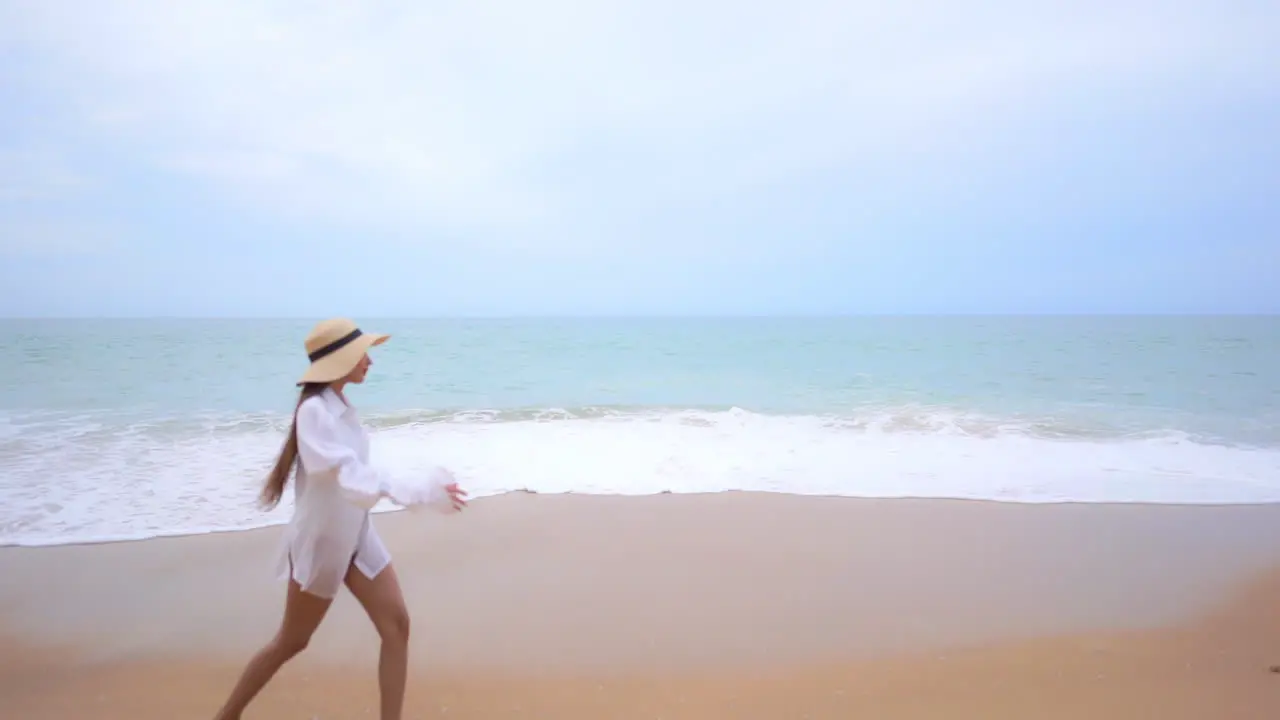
[294,398,455,510]
[295,398,391,508]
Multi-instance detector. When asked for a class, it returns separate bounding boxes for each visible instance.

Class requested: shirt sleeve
[295,398,391,509]
[393,465,458,513]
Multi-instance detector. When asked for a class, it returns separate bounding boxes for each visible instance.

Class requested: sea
[1,316,1278,547]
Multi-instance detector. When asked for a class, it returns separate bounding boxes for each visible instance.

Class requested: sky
[0,1,1277,317]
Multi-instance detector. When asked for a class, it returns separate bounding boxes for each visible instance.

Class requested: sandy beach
[3,491,1280,718]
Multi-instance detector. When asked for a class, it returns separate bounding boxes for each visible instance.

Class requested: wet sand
[3,492,1280,718]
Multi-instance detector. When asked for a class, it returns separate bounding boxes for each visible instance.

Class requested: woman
[213,318,469,720]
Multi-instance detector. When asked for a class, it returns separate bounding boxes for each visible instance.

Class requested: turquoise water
[2,316,1278,546]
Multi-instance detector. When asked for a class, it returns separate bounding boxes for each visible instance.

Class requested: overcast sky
[1,1,1277,317]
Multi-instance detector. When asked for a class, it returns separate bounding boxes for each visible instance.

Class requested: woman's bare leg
[212,579,333,720]
[345,563,412,720]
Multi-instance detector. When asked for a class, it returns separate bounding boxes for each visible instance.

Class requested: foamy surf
[2,406,1279,547]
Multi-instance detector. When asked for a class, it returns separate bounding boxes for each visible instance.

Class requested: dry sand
[3,491,1280,718]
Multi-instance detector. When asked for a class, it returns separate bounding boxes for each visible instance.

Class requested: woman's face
[344,353,372,384]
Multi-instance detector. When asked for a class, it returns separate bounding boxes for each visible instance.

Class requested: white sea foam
[2,406,1280,547]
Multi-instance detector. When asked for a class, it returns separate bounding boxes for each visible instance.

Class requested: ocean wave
[2,403,1273,445]
[2,404,1279,547]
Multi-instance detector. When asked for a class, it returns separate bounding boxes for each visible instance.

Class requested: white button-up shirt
[274,387,453,599]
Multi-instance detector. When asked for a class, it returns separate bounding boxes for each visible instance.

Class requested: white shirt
[274,387,453,599]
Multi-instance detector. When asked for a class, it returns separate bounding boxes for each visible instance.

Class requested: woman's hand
[444,482,469,511]
[407,467,471,514]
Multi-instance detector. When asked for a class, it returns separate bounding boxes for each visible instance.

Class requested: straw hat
[298,318,389,385]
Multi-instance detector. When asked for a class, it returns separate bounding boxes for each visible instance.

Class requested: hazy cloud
[0,1,1276,315]
[0,148,88,202]
[2,1,1272,236]
[0,218,122,258]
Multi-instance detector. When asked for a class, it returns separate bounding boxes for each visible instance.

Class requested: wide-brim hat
[298,318,389,385]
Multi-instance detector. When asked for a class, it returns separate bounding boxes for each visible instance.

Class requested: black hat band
[308,329,363,362]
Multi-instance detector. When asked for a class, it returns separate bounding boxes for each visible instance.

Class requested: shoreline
[6,488,1280,550]
[4,492,1280,717]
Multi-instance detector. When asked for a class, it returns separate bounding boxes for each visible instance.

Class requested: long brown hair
[260,382,330,509]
